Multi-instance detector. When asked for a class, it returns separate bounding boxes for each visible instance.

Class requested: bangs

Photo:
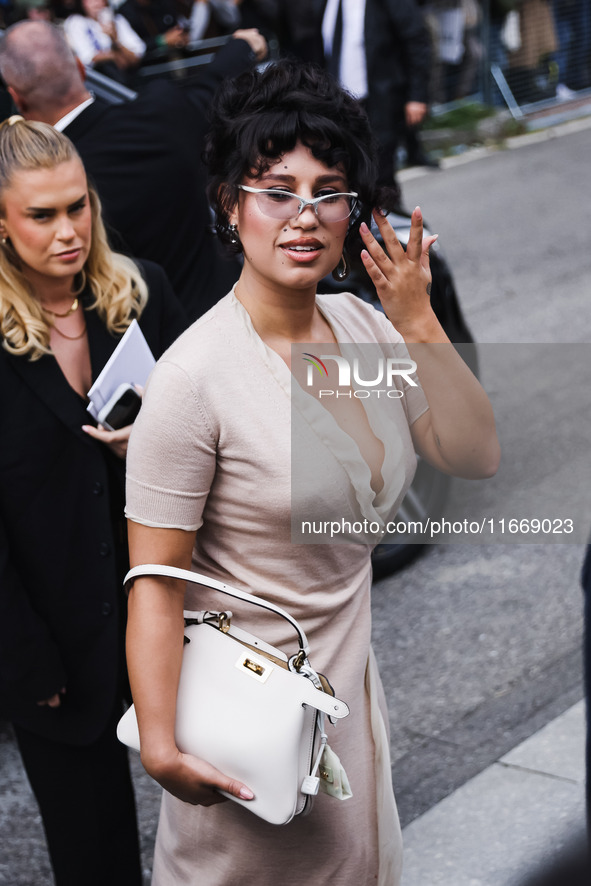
[240,113,353,180]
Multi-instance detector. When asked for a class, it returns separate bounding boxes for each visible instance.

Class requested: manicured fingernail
[240,787,254,800]
[360,222,369,234]
[376,207,387,216]
[81,425,91,432]
[361,249,370,260]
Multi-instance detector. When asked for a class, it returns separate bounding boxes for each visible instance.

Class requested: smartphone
[98,383,142,431]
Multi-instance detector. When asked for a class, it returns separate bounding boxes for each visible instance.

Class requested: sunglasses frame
[237,185,359,222]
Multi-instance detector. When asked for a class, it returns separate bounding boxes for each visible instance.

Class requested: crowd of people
[0,0,588,180]
[1,0,589,105]
[0,1,588,169]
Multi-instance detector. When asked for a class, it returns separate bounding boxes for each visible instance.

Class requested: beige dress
[126,290,428,886]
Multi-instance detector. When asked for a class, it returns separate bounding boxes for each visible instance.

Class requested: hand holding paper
[86,320,155,421]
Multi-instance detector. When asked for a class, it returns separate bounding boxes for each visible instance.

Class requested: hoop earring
[332,251,349,282]
[228,224,241,247]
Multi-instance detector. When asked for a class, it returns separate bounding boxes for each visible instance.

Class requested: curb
[399,109,591,178]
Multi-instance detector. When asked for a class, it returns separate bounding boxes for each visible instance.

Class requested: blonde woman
[0,117,185,886]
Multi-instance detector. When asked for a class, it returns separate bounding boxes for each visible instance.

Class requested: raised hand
[232,28,268,61]
[360,206,440,341]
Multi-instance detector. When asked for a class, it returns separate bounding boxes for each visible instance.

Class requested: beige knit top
[125,289,428,886]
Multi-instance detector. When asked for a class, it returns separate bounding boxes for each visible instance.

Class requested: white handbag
[117,564,350,825]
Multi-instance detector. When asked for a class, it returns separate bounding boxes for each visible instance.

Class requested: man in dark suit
[320,0,432,189]
[0,21,266,321]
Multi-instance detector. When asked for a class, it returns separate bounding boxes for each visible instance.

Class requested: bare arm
[110,41,142,70]
[360,209,500,479]
[125,520,254,805]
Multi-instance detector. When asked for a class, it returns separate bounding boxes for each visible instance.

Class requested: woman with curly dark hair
[123,60,499,885]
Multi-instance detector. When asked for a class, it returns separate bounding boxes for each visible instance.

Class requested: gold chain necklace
[44,298,86,340]
[42,297,79,318]
[51,323,87,341]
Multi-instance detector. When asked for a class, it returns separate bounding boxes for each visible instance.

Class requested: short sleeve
[115,14,146,56]
[125,360,217,531]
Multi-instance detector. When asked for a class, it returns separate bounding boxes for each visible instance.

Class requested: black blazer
[311,0,431,147]
[64,38,256,322]
[0,261,186,745]
[364,0,432,146]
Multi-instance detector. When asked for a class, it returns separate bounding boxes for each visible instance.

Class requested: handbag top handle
[124,564,310,657]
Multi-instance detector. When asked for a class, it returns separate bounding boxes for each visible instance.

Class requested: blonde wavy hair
[0,116,148,360]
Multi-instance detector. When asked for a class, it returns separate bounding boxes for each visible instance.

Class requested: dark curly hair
[205,60,395,260]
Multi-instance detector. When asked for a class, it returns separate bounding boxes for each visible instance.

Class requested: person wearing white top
[64,0,145,82]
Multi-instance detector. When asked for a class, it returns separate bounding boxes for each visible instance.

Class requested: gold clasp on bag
[235,652,272,683]
[243,658,265,677]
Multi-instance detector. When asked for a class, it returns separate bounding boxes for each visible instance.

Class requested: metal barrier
[84,66,137,103]
[424,0,591,117]
[83,37,231,98]
[15,6,589,118]
[137,36,230,81]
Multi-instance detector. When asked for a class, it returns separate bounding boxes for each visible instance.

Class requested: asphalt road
[373,121,591,823]
[1,123,589,884]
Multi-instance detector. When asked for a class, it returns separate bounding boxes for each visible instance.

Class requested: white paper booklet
[87,320,155,421]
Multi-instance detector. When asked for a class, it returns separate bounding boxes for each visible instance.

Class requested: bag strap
[124,564,310,657]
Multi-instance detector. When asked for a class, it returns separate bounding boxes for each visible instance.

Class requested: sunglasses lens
[254,192,300,219]
[316,195,356,222]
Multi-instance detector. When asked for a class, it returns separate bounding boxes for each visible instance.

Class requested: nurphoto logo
[302,352,417,399]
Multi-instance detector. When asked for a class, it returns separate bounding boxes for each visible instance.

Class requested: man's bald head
[0,22,90,123]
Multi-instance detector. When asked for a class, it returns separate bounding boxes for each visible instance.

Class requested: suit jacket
[315,0,431,147]
[65,38,255,323]
[0,260,186,745]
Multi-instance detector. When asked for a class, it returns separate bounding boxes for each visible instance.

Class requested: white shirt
[54,96,95,132]
[322,0,367,100]
[64,13,146,67]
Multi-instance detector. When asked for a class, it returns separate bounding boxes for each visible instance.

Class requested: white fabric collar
[54,96,95,132]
